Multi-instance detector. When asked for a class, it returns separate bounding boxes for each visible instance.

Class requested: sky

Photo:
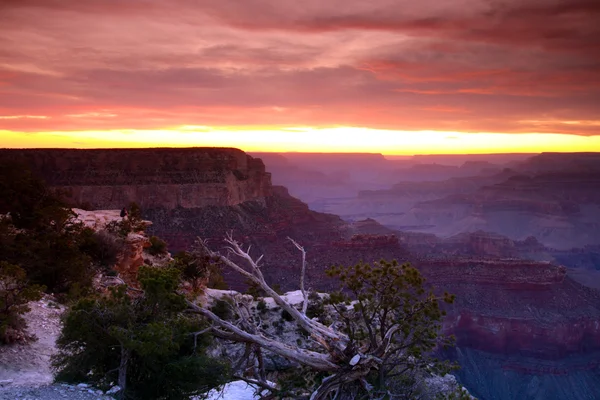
[0,0,599,154]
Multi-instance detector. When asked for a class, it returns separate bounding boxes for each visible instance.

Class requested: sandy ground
[0,297,64,387]
[0,298,119,399]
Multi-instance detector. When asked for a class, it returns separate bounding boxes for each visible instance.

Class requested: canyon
[265,152,600,252]
[1,148,599,399]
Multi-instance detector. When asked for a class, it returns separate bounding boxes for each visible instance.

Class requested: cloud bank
[0,0,598,136]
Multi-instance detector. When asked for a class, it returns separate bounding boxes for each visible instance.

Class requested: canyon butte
[1,148,599,400]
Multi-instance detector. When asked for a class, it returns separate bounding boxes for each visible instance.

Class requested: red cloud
[0,0,598,136]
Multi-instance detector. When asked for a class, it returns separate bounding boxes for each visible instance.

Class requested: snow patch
[263,290,305,307]
[204,380,263,400]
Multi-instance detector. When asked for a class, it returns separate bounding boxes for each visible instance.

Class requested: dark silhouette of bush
[0,161,66,231]
[0,162,102,296]
[79,228,125,270]
[0,262,44,343]
[281,309,294,322]
[210,299,233,321]
[171,251,228,291]
[148,235,168,256]
[257,299,268,313]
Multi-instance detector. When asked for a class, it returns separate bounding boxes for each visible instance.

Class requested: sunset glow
[1,128,599,154]
[1,0,599,154]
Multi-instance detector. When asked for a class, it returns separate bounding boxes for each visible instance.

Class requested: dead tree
[187,233,455,400]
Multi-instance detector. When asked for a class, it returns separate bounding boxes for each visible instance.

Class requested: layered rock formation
[424,258,600,400]
[0,148,271,210]
[396,171,600,249]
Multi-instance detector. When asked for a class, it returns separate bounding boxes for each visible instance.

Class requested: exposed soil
[0,298,116,399]
[0,297,64,387]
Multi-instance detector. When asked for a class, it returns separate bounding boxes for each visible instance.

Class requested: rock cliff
[424,258,600,400]
[72,208,162,288]
[0,148,271,210]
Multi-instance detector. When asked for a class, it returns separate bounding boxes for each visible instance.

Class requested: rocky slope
[0,296,120,400]
[0,209,168,399]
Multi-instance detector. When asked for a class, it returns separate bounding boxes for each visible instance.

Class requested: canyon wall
[424,258,600,399]
[4,148,600,399]
[0,148,271,209]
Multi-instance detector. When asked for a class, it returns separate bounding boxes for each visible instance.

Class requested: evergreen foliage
[0,262,44,343]
[0,161,67,231]
[170,251,228,291]
[53,266,229,399]
[0,162,98,296]
[320,259,457,398]
[78,228,125,270]
[148,235,168,256]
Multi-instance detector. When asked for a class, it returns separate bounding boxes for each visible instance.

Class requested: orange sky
[1,0,599,154]
[2,127,600,155]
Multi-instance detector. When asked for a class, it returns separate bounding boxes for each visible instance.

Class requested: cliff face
[420,259,566,287]
[0,148,271,209]
[422,258,600,400]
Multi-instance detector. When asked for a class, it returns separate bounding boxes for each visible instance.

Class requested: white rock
[349,354,361,366]
[77,383,90,388]
[106,385,121,394]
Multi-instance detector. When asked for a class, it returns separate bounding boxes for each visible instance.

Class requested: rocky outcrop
[332,234,400,249]
[436,231,518,258]
[0,148,272,210]
[72,208,163,289]
[518,152,600,174]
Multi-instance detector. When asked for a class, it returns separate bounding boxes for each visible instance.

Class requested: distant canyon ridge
[252,151,600,250]
[1,147,600,400]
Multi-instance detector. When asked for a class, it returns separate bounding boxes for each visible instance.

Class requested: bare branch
[186,300,338,371]
[190,237,451,400]
[191,327,212,351]
[288,237,309,315]
[196,236,348,348]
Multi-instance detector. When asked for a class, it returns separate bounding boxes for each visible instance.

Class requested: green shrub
[148,236,168,256]
[281,309,294,322]
[210,299,233,321]
[0,262,44,343]
[53,266,229,399]
[78,228,124,269]
[306,292,325,319]
[171,251,227,291]
[257,299,267,313]
[0,163,100,297]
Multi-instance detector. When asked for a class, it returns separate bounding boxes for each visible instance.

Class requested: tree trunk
[118,345,130,393]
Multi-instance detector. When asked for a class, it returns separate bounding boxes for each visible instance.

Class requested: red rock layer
[0,148,272,209]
